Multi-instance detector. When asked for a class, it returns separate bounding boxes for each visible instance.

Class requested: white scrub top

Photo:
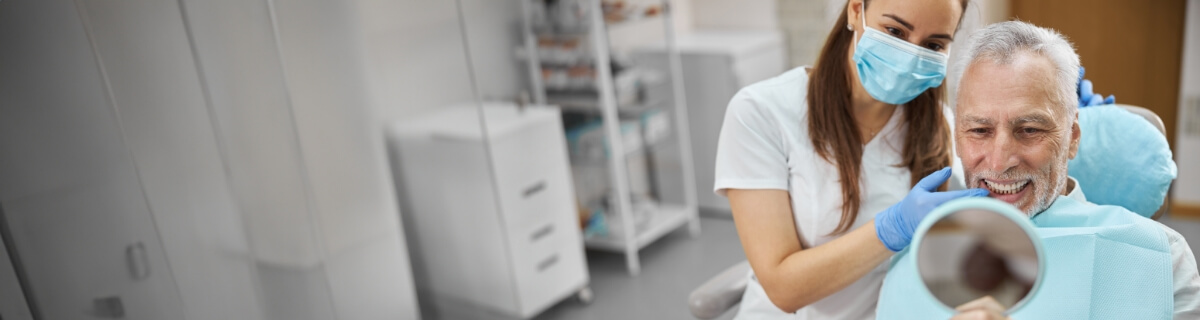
[714,66,961,319]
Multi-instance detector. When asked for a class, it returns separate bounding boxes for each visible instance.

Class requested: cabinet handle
[531,223,555,242]
[537,253,559,272]
[125,242,151,280]
[522,180,547,198]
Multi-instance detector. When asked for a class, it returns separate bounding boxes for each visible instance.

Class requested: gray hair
[953,20,1080,117]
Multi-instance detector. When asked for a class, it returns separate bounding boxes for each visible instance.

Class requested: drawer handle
[537,253,559,272]
[531,224,555,242]
[522,180,547,198]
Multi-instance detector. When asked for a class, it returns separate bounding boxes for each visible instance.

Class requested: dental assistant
[713,0,986,318]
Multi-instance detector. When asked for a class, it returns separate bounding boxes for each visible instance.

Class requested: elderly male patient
[877,21,1200,319]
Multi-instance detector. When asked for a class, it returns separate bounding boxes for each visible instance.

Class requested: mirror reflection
[917,208,1039,311]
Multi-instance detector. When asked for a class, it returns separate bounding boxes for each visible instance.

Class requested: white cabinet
[388,104,589,319]
[0,2,185,319]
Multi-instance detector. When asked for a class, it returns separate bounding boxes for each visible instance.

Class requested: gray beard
[1026,160,1071,218]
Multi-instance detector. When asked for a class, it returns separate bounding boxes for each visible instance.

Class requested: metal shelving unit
[519,0,700,275]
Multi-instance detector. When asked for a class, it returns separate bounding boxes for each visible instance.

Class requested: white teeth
[984,180,1029,195]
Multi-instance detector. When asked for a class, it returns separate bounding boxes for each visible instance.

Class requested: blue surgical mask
[852,10,949,105]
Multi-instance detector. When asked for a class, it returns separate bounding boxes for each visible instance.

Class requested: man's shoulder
[1151,220,1189,248]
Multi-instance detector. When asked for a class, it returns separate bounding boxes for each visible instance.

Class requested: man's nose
[985,133,1020,173]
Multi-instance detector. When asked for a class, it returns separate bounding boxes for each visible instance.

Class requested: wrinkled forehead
[955,54,1073,125]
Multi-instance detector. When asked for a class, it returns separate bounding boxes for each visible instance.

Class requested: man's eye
[1021,128,1042,134]
[968,128,990,134]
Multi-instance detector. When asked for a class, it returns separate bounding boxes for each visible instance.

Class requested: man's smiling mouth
[983,179,1030,195]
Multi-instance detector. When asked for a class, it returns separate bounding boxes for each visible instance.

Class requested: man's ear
[1067,112,1081,159]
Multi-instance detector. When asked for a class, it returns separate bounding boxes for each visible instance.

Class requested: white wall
[179,0,323,271]
[691,0,777,30]
[269,0,423,318]
[0,0,427,319]
[459,1,528,100]
[352,0,534,118]
[775,0,834,67]
[177,0,338,318]
[353,1,478,121]
[1175,0,1200,206]
[76,0,267,319]
[180,0,424,318]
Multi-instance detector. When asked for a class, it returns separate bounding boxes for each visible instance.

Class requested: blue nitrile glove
[1078,67,1115,107]
[875,167,989,252]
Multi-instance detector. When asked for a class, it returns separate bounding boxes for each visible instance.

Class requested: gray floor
[533,216,745,320]
[419,215,745,320]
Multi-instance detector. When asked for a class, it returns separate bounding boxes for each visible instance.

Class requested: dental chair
[686,104,1172,319]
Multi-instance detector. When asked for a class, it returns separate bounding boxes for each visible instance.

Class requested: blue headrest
[1067,105,1177,218]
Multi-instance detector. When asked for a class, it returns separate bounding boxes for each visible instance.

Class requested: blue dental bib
[877,196,1172,319]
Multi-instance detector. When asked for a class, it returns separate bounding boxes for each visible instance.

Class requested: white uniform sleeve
[1157,223,1200,319]
[713,89,789,197]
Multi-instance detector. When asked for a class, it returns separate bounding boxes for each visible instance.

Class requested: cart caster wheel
[576,287,593,304]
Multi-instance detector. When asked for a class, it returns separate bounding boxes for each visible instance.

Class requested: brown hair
[808,0,967,235]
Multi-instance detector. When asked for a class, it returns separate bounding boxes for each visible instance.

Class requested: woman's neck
[851,86,894,118]
[849,78,896,141]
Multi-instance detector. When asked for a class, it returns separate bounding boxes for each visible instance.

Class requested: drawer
[506,216,587,316]
[488,116,578,231]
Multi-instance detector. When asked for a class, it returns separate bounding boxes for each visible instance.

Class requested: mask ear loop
[858,2,866,39]
[851,2,865,46]
[860,2,866,32]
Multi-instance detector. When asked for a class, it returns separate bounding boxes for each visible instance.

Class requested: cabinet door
[0,0,184,319]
